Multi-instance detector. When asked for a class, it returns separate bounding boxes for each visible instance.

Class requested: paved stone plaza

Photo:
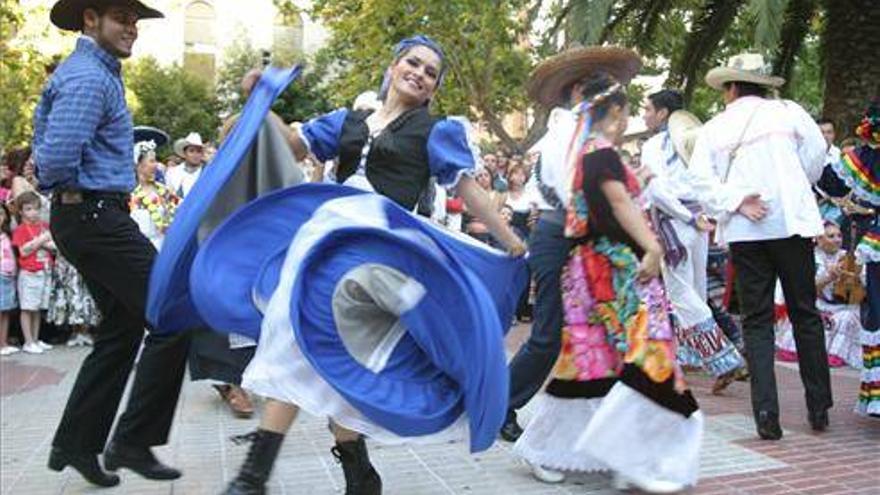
[1,325,877,494]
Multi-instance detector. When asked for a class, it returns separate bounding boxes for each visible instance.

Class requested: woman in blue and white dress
[222,36,526,495]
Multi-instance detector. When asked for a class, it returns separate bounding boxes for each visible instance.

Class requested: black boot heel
[221,429,285,495]
[331,436,382,495]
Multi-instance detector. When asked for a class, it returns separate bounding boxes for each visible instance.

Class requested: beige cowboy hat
[50,0,163,31]
[667,110,703,166]
[173,132,205,157]
[705,53,785,91]
[527,46,643,107]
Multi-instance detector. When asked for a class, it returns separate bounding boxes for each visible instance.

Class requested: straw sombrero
[705,53,785,91]
[667,110,703,166]
[528,46,643,107]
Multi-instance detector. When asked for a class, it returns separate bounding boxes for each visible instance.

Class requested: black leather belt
[54,190,128,205]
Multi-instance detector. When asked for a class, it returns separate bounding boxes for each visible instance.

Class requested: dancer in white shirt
[641,90,745,394]
[689,53,832,440]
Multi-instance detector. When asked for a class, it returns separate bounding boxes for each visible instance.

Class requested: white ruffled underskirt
[241,209,470,446]
[776,305,865,368]
[576,383,703,487]
[820,302,865,368]
[242,305,470,445]
[513,395,608,473]
[862,328,880,346]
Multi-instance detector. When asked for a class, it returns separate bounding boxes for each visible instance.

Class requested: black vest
[337,107,439,210]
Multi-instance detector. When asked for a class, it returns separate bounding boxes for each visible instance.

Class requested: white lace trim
[862,329,880,346]
[855,241,880,263]
[859,367,880,383]
[513,395,608,473]
[576,383,703,487]
[823,306,865,368]
[854,400,880,417]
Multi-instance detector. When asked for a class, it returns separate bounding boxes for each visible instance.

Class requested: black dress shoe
[104,442,181,480]
[755,411,783,440]
[48,447,120,487]
[498,411,523,442]
[808,409,829,432]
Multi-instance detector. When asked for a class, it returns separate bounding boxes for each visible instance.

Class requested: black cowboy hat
[51,0,164,31]
[134,125,170,149]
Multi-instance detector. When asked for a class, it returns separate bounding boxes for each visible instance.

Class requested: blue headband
[378,35,447,102]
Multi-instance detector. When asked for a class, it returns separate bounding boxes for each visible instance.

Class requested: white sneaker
[612,472,684,494]
[37,340,53,350]
[23,342,44,354]
[67,335,81,347]
[81,334,93,346]
[529,463,565,484]
[0,346,20,356]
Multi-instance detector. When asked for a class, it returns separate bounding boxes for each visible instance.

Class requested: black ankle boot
[331,437,382,495]
[221,430,285,495]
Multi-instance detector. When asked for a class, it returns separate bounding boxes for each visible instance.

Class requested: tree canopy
[125,57,222,147]
[310,0,877,148]
[215,33,334,125]
[310,0,534,151]
[0,2,51,149]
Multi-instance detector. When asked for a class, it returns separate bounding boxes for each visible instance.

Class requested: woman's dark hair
[578,71,628,123]
[723,81,768,98]
[0,203,10,235]
[2,147,30,175]
[648,89,684,115]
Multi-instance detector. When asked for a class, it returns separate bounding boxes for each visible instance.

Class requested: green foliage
[216,35,263,117]
[565,0,615,46]
[0,2,50,149]
[748,0,789,52]
[273,0,302,25]
[310,0,533,149]
[214,34,333,125]
[785,34,823,116]
[125,57,222,147]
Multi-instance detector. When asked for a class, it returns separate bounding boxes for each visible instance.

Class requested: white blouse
[689,96,826,244]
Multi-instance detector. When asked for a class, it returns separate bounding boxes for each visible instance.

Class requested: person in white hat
[640,89,746,394]
[165,132,205,199]
[688,52,832,440]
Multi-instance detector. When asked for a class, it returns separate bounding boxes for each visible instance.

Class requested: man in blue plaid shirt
[35,0,191,488]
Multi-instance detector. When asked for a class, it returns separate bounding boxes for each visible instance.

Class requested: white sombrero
[173,132,205,157]
[705,53,785,91]
[667,110,703,166]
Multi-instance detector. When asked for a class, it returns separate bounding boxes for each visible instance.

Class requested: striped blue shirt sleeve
[34,76,105,189]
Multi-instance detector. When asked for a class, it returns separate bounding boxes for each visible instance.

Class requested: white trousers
[661,219,710,327]
[662,219,743,376]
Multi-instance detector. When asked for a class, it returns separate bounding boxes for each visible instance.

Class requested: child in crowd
[0,203,18,355]
[12,191,54,354]
[48,254,100,347]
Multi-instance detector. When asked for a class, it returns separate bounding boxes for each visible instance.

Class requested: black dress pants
[729,236,833,418]
[49,194,190,453]
[508,216,574,411]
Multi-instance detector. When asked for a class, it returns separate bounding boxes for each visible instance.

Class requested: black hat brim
[133,125,170,148]
[51,0,164,31]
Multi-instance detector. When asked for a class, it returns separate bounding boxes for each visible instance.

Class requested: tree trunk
[666,0,746,105]
[772,0,818,95]
[821,0,880,133]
